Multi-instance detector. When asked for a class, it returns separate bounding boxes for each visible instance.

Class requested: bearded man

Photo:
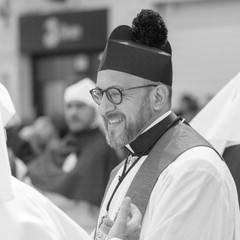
[90,9,240,240]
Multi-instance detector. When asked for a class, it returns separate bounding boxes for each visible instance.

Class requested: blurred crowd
[6,114,66,179]
[5,78,123,233]
[3,81,215,234]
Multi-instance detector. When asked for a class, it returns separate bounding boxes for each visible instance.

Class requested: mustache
[103,112,125,121]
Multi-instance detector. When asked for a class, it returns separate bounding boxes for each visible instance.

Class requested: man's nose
[98,93,116,115]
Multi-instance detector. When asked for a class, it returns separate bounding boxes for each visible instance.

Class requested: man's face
[64,101,96,133]
[96,70,155,149]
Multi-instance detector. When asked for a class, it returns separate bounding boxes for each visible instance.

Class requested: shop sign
[19,9,107,53]
[43,17,84,49]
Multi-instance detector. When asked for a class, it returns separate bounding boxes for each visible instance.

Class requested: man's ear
[152,84,169,111]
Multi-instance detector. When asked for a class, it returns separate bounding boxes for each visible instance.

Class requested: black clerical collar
[126,112,179,157]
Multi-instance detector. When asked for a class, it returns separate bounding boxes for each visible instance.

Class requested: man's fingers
[115,197,131,224]
[108,198,142,240]
[107,197,131,239]
[100,218,114,235]
[128,203,142,225]
[102,218,114,228]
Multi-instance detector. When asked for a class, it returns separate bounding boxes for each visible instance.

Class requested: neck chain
[106,152,140,212]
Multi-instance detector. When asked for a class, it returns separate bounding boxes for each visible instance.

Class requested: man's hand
[101,197,142,240]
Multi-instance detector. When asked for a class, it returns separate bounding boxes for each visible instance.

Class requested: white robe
[190,72,240,154]
[97,146,240,240]
[0,177,91,240]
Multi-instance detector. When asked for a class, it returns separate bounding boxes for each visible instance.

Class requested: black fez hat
[98,9,173,86]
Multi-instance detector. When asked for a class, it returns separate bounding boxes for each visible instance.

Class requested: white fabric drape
[0,83,15,204]
[190,72,240,154]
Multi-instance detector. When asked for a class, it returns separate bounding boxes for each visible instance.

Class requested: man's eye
[111,92,119,97]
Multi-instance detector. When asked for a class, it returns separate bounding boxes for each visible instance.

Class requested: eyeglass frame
[89,84,159,105]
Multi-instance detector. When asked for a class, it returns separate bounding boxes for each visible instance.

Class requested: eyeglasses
[89,84,158,105]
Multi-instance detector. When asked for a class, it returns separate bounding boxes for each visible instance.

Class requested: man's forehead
[97,70,146,88]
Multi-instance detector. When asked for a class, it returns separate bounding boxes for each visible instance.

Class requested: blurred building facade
[0,0,240,121]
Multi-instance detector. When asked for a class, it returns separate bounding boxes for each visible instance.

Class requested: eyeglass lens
[90,84,158,105]
[91,88,122,105]
[106,88,122,104]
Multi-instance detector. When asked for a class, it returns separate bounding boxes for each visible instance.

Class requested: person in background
[175,93,200,122]
[19,116,60,155]
[27,78,119,232]
[190,72,240,207]
[6,115,60,180]
[89,9,240,240]
[6,115,38,167]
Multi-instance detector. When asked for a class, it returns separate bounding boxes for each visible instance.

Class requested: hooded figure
[190,72,240,205]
